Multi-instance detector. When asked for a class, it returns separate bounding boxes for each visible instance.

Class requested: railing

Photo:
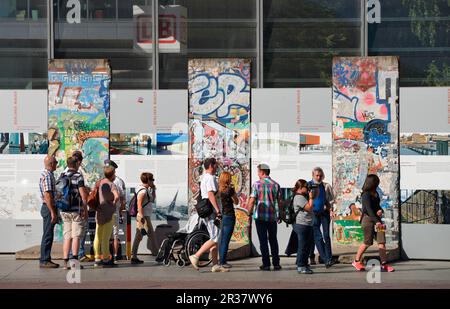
[401,190,450,224]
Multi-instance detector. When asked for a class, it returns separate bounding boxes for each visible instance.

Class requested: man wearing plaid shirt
[248,163,282,271]
[39,155,59,268]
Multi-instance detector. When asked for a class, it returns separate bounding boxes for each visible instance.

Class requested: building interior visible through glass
[0,0,448,89]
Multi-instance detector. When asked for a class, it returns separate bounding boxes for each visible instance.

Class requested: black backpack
[279,193,302,225]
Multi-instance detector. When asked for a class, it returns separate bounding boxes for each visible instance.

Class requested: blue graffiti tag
[189,72,250,122]
[363,119,391,148]
[333,61,360,88]
[99,78,110,119]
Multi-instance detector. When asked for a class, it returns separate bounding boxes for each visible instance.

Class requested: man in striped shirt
[39,155,59,268]
[248,163,282,271]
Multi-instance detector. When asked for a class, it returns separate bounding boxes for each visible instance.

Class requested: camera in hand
[306,183,318,192]
[213,217,222,227]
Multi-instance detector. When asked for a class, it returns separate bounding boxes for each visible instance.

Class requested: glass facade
[54,0,153,89]
[158,0,257,89]
[0,0,48,89]
[0,0,448,89]
[368,0,450,86]
[263,0,362,87]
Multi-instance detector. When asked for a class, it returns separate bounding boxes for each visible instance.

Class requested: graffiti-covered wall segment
[48,59,111,186]
[332,56,399,249]
[188,59,251,244]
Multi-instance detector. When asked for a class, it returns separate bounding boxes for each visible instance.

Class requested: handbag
[195,198,213,218]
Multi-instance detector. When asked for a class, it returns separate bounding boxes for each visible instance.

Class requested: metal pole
[256,0,264,88]
[152,0,159,89]
[47,0,54,59]
[361,0,368,56]
[257,0,264,87]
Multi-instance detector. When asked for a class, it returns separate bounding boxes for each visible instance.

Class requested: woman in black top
[218,171,239,268]
[352,174,395,272]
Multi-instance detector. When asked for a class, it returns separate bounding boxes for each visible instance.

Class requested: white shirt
[136,184,154,217]
[200,172,217,200]
[113,176,126,212]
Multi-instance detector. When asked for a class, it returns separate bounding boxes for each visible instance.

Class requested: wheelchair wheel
[163,258,171,267]
[155,239,169,263]
[177,259,186,267]
[185,229,213,268]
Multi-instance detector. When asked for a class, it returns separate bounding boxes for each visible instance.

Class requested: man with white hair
[308,167,335,268]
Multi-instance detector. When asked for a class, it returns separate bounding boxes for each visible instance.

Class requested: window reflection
[54,0,153,89]
[158,0,257,89]
[368,0,449,87]
[263,0,362,88]
[0,0,47,88]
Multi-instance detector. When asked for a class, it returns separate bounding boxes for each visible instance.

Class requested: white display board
[0,90,47,132]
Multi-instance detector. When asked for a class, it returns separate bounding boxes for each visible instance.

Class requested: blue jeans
[312,211,332,264]
[255,220,280,267]
[40,204,56,263]
[219,215,235,265]
[293,224,314,267]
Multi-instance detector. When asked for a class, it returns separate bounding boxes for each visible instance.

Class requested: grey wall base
[402,224,450,260]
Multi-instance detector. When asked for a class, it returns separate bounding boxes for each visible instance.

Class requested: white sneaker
[189,255,199,271]
[222,263,232,269]
[212,264,230,273]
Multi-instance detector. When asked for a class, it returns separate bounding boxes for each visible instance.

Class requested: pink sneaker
[352,260,366,271]
[381,264,395,272]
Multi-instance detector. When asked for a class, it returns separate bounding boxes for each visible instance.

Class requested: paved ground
[1,255,449,289]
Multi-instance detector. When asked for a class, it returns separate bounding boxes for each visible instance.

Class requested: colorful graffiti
[332,56,399,248]
[48,59,111,186]
[188,59,251,245]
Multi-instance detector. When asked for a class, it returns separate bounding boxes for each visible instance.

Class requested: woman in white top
[131,172,159,264]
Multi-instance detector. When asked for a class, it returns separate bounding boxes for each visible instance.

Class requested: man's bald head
[44,155,57,171]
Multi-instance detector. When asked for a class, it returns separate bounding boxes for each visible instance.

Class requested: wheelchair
[156,222,213,268]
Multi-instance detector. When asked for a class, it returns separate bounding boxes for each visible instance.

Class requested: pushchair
[156,213,213,268]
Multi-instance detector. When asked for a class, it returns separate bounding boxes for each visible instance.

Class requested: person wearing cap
[93,166,119,268]
[65,151,85,177]
[104,159,127,261]
[66,150,91,262]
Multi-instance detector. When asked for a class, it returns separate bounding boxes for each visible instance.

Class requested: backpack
[54,172,79,212]
[279,193,302,225]
[128,188,150,217]
[87,180,101,211]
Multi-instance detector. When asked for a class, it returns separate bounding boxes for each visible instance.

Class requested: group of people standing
[38,153,158,269]
[246,164,336,274]
[39,153,395,274]
[190,159,395,274]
